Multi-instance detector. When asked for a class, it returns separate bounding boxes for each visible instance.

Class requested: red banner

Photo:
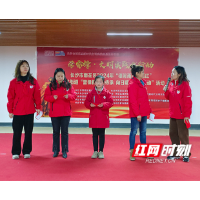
[37,47,179,119]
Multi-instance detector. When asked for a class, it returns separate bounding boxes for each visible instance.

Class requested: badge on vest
[177,90,180,94]
[30,85,33,89]
[103,96,106,99]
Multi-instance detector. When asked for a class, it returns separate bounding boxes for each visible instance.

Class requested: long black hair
[49,68,71,91]
[174,66,189,84]
[14,60,35,85]
[130,65,144,77]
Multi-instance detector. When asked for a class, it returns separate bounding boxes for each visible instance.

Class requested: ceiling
[0,19,200,47]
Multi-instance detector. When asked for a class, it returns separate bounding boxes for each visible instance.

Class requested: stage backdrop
[37,47,179,119]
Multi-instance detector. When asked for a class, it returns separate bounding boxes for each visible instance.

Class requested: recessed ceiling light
[107,33,153,36]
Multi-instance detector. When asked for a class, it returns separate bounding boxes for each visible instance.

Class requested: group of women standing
[7,60,192,162]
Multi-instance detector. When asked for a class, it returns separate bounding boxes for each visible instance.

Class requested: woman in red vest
[44,68,76,159]
[128,65,152,161]
[164,66,192,162]
[84,75,113,159]
[7,60,41,159]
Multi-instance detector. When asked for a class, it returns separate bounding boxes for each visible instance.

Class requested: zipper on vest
[179,104,182,114]
[52,103,54,111]
[15,100,19,109]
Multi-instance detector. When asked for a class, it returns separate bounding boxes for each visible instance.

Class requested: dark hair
[130,65,144,77]
[174,66,189,84]
[94,75,105,83]
[49,68,71,91]
[14,60,35,85]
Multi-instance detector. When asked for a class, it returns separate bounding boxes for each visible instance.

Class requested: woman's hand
[137,115,141,122]
[64,94,68,99]
[90,103,95,107]
[9,113,13,118]
[184,117,190,123]
[54,95,58,100]
[163,85,168,91]
[98,103,103,108]
[36,109,40,115]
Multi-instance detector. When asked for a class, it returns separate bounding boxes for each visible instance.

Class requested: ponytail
[130,65,144,77]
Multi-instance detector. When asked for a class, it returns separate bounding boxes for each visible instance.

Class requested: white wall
[0,46,38,123]
[179,48,200,124]
[0,47,199,125]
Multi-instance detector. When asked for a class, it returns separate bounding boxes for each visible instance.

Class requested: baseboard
[0,123,200,130]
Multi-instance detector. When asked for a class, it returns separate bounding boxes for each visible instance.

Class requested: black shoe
[62,152,67,159]
[167,156,180,160]
[183,156,189,162]
[53,152,59,157]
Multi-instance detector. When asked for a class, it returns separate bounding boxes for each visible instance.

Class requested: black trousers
[92,128,105,152]
[51,116,70,153]
[12,114,34,155]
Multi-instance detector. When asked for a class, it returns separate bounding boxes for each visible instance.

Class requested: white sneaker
[12,155,19,159]
[91,151,98,159]
[24,154,30,159]
[98,151,104,159]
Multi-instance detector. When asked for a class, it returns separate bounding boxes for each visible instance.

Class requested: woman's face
[136,70,144,80]
[171,68,180,81]
[55,72,65,83]
[20,62,29,75]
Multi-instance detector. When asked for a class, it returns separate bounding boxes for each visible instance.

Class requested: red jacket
[84,87,113,128]
[165,80,192,119]
[7,78,41,115]
[44,82,76,117]
[128,77,152,118]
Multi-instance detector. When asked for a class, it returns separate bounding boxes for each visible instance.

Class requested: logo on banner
[55,51,65,56]
[132,144,192,163]
[44,51,54,56]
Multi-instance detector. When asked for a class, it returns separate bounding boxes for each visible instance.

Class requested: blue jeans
[129,116,147,150]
